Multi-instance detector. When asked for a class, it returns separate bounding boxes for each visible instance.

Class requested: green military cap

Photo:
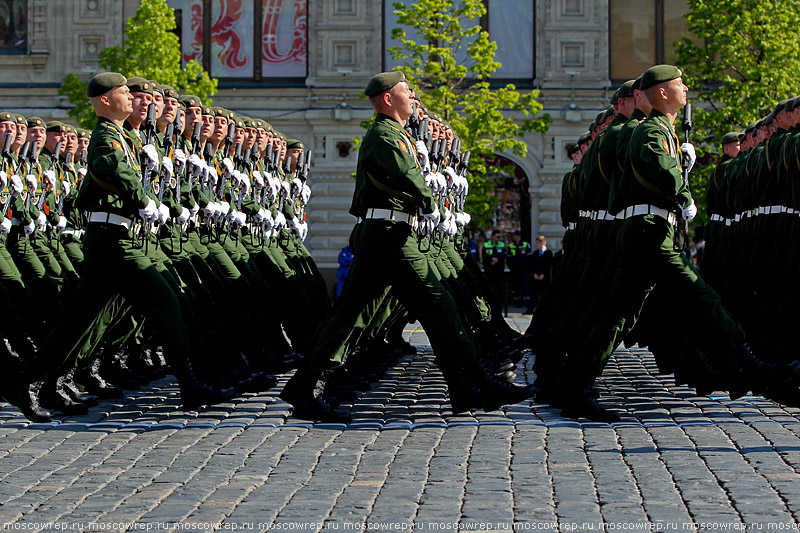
[764,114,774,126]
[745,123,756,134]
[78,128,91,139]
[46,121,69,133]
[15,114,25,125]
[241,117,256,128]
[213,107,233,119]
[603,106,615,121]
[27,116,46,129]
[87,71,127,97]
[234,117,245,128]
[159,84,178,99]
[567,143,580,156]
[755,119,764,129]
[639,64,682,91]
[774,100,789,115]
[255,119,268,130]
[0,112,14,122]
[791,96,800,111]
[127,76,153,95]
[286,139,303,149]
[738,133,745,141]
[610,88,620,106]
[578,132,591,144]
[179,95,202,108]
[594,111,604,125]
[618,79,636,99]
[202,105,214,116]
[588,121,597,133]
[364,71,407,97]
[262,121,273,132]
[632,76,643,92]
[721,132,740,145]
[151,81,163,96]
[276,132,287,141]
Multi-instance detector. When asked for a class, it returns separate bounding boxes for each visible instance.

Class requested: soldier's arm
[375,130,436,213]
[91,136,149,209]
[636,129,691,207]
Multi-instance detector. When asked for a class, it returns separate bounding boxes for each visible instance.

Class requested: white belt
[725,219,732,226]
[88,212,133,230]
[710,214,723,222]
[734,214,741,222]
[623,204,677,225]
[579,210,592,218]
[595,210,615,221]
[768,205,782,214]
[788,208,796,214]
[60,228,84,238]
[567,222,576,230]
[364,208,418,227]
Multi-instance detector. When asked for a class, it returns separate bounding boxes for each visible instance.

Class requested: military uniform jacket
[584,112,628,211]
[610,109,690,215]
[77,117,148,218]
[350,113,435,218]
[707,154,731,217]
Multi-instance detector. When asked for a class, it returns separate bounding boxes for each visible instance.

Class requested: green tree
[676,0,800,221]
[386,0,550,227]
[59,0,217,129]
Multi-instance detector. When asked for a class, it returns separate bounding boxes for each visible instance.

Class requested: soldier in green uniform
[280,71,534,421]
[37,72,233,411]
[560,65,800,421]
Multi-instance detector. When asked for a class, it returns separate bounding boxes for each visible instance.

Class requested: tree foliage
[386,0,550,228]
[59,0,217,129]
[676,0,800,221]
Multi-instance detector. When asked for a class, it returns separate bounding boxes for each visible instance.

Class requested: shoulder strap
[366,171,415,203]
[596,132,611,185]
[89,169,123,196]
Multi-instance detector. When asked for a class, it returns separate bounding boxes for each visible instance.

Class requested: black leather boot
[279,367,350,423]
[733,344,800,395]
[76,357,124,399]
[560,385,620,423]
[61,368,99,407]
[38,374,90,416]
[3,381,52,423]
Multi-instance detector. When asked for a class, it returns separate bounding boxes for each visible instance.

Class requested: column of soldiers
[523,64,800,422]
[0,72,334,421]
[281,71,535,421]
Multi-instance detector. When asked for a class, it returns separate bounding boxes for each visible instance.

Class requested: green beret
[610,88,620,106]
[255,119,267,130]
[202,105,214,116]
[179,95,202,108]
[286,139,303,149]
[276,132,286,141]
[567,143,580,156]
[738,133,745,141]
[262,121,273,132]
[87,72,127,97]
[0,112,14,123]
[745,123,756,134]
[27,116,46,129]
[603,106,615,121]
[632,76,642,92]
[721,132,740,145]
[577,132,591,144]
[234,117,245,128]
[364,71,407,97]
[127,76,153,95]
[159,84,178,99]
[594,111,604,125]
[15,115,25,125]
[46,121,69,134]
[755,119,764,129]
[151,82,164,96]
[774,99,790,115]
[639,64,682,91]
[618,79,636,99]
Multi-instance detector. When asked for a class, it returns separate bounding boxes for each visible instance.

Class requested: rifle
[224,122,235,155]
[1,132,12,157]
[37,140,61,211]
[190,121,202,155]
[143,103,157,146]
[56,152,73,217]
[681,102,693,254]
[406,101,419,137]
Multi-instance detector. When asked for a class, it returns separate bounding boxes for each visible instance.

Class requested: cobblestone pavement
[1,317,800,531]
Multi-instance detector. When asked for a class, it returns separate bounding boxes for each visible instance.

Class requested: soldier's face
[45,132,64,154]
[27,126,45,148]
[105,85,134,117]
[0,121,15,143]
[78,137,89,153]
[162,97,178,124]
[234,125,246,145]
[185,107,202,129]
[14,124,26,146]
[287,147,303,167]
[152,91,165,118]
[388,82,415,122]
[200,114,214,140]
[66,132,78,154]
[213,116,228,141]
[723,141,740,158]
[257,129,268,148]
[244,127,257,150]
[131,92,152,123]
[664,77,688,107]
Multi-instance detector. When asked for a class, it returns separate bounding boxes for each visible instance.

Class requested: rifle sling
[89,169,124,196]
[630,161,678,204]
[367,172,415,203]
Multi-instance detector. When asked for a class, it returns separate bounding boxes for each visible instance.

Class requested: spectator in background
[482,230,507,300]
[527,235,553,313]
[507,230,531,307]
[467,233,479,261]
[336,240,354,299]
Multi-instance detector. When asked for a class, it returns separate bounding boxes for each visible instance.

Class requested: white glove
[239,173,251,194]
[274,212,286,230]
[424,171,435,189]
[10,175,23,195]
[78,167,87,177]
[25,174,37,192]
[219,201,230,216]
[443,167,458,187]
[60,180,71,197]
[189,154,204,177]
[446,216,458,236]
[189,202,200,217]
[301,184,312,204]
[682,199,697,221]
[23,220,35,235]
[202,201,217,218]
[35,212,46,230]
[280,181,291,199]
[221,157,234,177]
[156,203,170,225]
[252,170,264,189]
[141,144,159,171]
[255,207,267,223]
[435,172,447,194]
[177,206,190,225]
[291,177,303,196]
[421,209,440,233]
[0,171,7,191]
[0,218,11,234]
[173,149,187,175]
[56,216,67,231]
[161,157,174,180]
[43,169,57,190]
[138,197,158,222]
[261,209,274,230]
[415,140,430,171]
[680,142,696,173]
[289,216,302,236]
[227,210,246,227]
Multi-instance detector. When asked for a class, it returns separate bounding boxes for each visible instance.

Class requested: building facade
[0,0,690,275]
